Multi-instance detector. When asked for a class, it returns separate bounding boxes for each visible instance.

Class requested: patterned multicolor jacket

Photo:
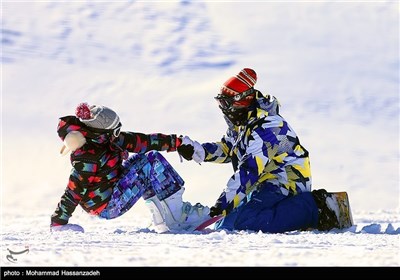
[51,116,180,225]
[203,91,312,216]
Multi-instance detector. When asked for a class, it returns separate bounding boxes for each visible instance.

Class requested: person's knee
[146,150,164,162]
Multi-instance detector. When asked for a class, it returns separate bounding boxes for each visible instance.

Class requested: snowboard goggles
[215,88,255,111]
[112,123,122,137]
[86,122,122,138]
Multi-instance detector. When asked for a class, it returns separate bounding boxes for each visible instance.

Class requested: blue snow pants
[215,185,319,233]
[99,151,183,219]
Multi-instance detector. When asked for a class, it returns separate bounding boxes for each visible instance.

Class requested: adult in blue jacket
[177,68,340,233]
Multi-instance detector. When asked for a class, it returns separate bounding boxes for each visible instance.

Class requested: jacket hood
[253,90,280,117]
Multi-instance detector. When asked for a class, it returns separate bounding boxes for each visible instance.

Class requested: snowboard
[194,215,223,231]
[330,191,354,229]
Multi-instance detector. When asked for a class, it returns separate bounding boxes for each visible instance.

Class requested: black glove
[177,144,194,161]
[210,204,223,217]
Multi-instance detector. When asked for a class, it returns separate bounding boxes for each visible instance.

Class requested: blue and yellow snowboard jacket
[202,91,312,216]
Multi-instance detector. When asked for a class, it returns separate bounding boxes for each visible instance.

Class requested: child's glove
[50,223,84,233]
[177,141,194,161]
[177,136,205,163]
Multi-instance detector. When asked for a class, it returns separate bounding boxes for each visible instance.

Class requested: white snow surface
[1,1,399,267]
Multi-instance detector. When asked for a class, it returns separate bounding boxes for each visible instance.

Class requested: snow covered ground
[1,1,399,268]
[2,209,400,267]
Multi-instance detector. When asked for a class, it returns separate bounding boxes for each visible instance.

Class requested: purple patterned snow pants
[99,151,184,219]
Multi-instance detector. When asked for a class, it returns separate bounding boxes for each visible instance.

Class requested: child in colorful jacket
[177,68,341,232]
[51,103,209,233]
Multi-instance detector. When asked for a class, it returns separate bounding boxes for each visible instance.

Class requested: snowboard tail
[330,191,353,229]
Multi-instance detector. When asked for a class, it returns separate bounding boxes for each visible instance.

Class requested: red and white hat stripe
[220,86,240,96]
[236,69,257,88]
